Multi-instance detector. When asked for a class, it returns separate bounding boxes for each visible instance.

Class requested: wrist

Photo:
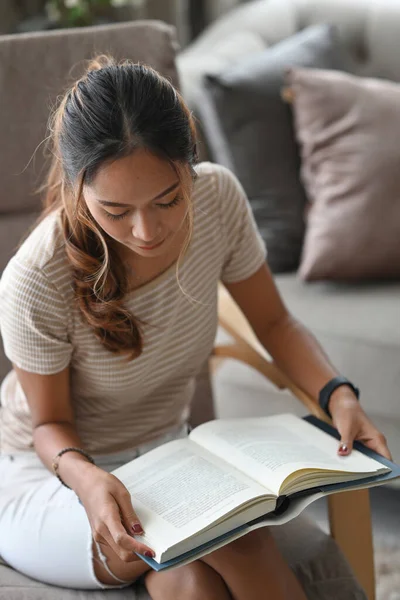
[74,463,101,497]
[58,452,98,493]
[328,386,360,415]
[319,375,360,418]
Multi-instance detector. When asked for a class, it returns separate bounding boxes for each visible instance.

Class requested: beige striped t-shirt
[0,163,266,455]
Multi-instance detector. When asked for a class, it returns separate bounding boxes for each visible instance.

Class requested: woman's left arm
[224,263,392,460]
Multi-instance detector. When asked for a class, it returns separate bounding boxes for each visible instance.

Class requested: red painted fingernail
[132,523,144,534]
[145,551,154,558]
[339,444,348,453]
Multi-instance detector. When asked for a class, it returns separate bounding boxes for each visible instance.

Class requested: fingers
[338,440,352,456]
[115,487,145,537]
[107,514,155,561]
[94,525,138,564]
[362,433,392,461]
[336,420,392,461]
[336,422,355,456]
[94,503,155,563]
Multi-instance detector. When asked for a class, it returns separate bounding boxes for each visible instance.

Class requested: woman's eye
[158,195,182,210]
[104,210,130,221]
[103,194,181,220]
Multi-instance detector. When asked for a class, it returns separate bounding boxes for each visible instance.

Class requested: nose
[132,210,159,243]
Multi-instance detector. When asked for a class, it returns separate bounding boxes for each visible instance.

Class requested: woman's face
[83,149,188,259]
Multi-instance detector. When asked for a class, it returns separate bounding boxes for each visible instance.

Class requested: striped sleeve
[0,258,73,375]
[217,165,267,283]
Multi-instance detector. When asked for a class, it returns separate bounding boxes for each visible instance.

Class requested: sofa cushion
[177,30,265,121]
[0,514,366,600]
[286,67,400,280]
[275,274,400,422]
[195,24,351,273]
[0,20,179,215]
[177,30,265,162]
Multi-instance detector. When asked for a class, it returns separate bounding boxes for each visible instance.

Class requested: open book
[112,413,399,571]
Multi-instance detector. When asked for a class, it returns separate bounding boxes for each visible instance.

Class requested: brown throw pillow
[286,67,400,280]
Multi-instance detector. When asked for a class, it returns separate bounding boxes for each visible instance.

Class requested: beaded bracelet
[52,447,95,489]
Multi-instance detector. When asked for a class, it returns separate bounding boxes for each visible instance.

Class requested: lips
[137,239,165,250]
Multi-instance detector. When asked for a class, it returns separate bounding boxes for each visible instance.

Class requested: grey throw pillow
[197,24,351,272]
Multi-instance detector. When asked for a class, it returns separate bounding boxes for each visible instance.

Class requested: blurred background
[0,0,249,46]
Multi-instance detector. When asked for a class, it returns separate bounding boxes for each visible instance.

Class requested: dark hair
[40,55,198,359]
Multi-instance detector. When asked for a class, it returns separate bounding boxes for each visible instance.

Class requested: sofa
[177,0,400,465]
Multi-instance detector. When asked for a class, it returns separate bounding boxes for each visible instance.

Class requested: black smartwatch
[319,376,360,418]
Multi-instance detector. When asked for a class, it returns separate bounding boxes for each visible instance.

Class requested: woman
[0,55,391,599]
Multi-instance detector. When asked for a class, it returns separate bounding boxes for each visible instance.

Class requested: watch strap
[319,376,360,418]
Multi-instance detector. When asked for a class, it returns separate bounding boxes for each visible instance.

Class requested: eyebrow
[96,181,180,208]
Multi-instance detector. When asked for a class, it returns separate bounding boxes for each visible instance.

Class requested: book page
[189,414,389,495]
[112,437,273,561]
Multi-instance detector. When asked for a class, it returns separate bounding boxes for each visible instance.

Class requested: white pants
[0,424,189,590]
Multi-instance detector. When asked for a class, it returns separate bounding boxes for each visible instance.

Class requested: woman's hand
[328,387,392,460]
[76,465,155,563]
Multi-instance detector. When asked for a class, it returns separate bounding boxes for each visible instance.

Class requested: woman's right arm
[13,364,155,561]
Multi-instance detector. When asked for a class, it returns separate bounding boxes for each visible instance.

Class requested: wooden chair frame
[214,284,375,600]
